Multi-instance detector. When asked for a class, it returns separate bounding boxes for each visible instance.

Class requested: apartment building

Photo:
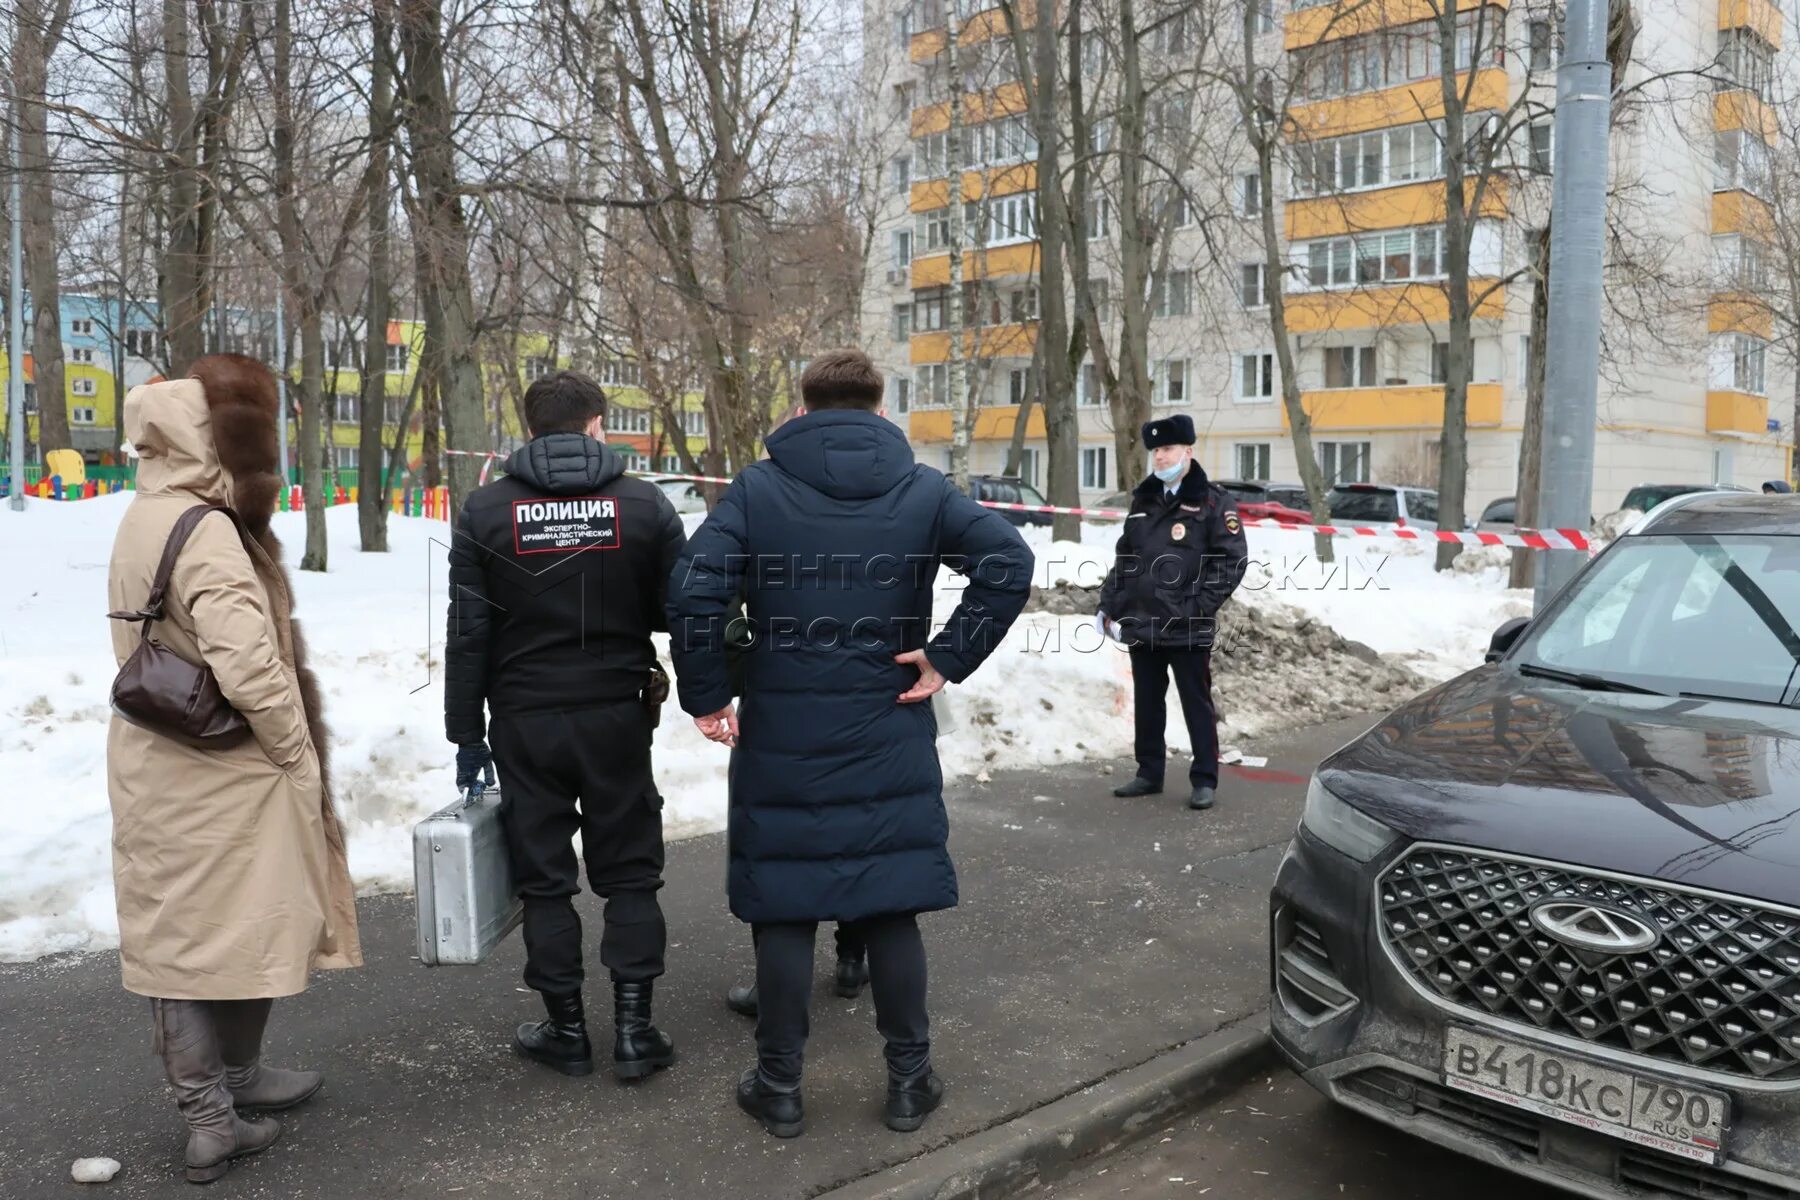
[0,295,705,478]
[859,0,1793,518]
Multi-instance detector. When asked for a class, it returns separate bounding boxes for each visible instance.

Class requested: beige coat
[106,377,361,999]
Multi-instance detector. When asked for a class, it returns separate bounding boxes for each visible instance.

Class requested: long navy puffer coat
[667,409,1034,923]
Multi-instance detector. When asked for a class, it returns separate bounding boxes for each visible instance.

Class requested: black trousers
[753,915,928,1089]
[1129,644,1219,788]
[490,702,666,995]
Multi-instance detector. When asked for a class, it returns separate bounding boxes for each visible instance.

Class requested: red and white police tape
[440,451,1591,552]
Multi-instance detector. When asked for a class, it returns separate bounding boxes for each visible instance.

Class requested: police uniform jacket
[1098,462,1248,650]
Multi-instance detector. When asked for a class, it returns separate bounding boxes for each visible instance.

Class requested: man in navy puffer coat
[668,350,1033,1138]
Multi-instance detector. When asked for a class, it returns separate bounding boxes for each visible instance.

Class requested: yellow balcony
[909,403,1046,444]
[1284,281,1506,333]
[911,81,1030,137]
[910,240,1040,287]
[1715,90,1778,144]
[1288,69,1509,139]
[910,323,1037,365]
[1720,0,1783,48]
[1286,0,1509,51]
[910,163,1036,212]
[909,0,1037,61]
[1713,189,1773,236]
[1282,382,1502,432]
[1710,293,1774,338]
[1707,389,1769,434]
[1286,178,1509,240]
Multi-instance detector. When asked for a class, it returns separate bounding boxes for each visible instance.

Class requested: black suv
[1272,491,1800,1197]
[967,474,1052,527]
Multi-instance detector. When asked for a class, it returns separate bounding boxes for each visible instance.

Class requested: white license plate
[1443,1027,1729,1165]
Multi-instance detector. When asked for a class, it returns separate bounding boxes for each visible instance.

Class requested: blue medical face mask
[1152,457,1188,485]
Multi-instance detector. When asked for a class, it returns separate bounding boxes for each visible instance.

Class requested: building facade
[859,0,1794,517]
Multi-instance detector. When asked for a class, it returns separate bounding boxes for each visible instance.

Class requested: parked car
[1621,482,1751,514]
[967,474,1052,527]
[1477,496,1596,534]
[1220,479,1313,513]
[1271,489,1800,1198]
[1237,499,1314,527]
[1327,482,1441,530]
[648,477,708,515]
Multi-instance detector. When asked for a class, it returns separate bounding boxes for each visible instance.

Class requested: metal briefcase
[413,767,523,966]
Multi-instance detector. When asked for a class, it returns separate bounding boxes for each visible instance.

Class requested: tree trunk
[359,0,395,553]
[1239,1,1332,561]
[1434,0,1478,571]
[272,0,327,571]
[1510,225,1551,589]
[16,0,72,455]
[1108,0,1153,487]
[112,171,131,461]
[399,0,489,518]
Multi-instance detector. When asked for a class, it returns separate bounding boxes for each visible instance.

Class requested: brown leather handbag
[107,504,255,750]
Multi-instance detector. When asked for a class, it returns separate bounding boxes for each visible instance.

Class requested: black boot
[725,984,759,1018]
[613,981,676,1081]
[834,957,869,999]
[737,1067,805,1138]
[514,991,594,1077]
[1188,785,1216,811]
[1113,776,1163,798]
[885,1071,945,1133]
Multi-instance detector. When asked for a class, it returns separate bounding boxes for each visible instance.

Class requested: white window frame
[71,377,97,397]
[385,342,409,374]
[1081,446,1109,490]
[891,228,914,270]
[1298,225,1448,290]
[71,346,95,365]
[1239,172,1263,216]
[1163,358,1188,405]
[1235,442,1272,480]
[71,404,97,425]
[1235,351,1276,404]
[1154,269,1193,318]
[69,318,94,337]
[1319,439,1372,485]
[1240,262,1268,309]
[1322,345,1379,389]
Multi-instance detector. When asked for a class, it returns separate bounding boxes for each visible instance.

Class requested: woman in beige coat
[106,354,362,1184]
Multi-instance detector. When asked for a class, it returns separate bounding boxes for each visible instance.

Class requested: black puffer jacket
[444,433,685,744]
[667,409,1033,923]
[1098,462,1247,650]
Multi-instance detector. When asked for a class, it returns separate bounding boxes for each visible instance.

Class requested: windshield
[1221,483,1264,500]
[1622,485,1699,513]
[1018,483,1048,507]
[1329,488,1399,523]
[1511,535,1800,705]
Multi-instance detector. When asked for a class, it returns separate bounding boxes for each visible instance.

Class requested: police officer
[1097,415,1247,811]
[444,371,687,1081]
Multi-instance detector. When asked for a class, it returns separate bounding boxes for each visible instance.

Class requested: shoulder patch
[1223,511,1241,535]
[512,495,621,555]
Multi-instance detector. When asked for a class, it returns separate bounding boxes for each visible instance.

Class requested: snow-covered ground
[0,497,1526,961]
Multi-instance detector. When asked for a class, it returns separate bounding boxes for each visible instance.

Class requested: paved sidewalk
[0,716,1374,1199]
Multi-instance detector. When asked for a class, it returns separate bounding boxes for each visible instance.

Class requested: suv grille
[1379,846,1800,1081]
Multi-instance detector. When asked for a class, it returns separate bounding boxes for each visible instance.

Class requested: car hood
[1323,665,1800,905]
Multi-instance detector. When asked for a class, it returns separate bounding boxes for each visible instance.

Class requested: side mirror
[1486,616,1530,663]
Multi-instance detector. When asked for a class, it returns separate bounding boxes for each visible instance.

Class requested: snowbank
[0,499,1526,961]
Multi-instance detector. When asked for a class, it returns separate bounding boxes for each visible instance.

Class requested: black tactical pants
[1129,644,1219,789]
[490,701,666,995]
[752,915,929,1089]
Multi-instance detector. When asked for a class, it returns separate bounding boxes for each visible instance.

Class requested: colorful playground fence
[2,469,450,519]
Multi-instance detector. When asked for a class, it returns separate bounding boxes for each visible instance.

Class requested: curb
[823,1018,1275,1200]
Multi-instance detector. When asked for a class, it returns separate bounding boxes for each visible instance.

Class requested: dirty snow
[0,497,1526,961]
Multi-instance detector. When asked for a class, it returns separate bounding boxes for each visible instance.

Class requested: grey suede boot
[154,1000,281,1184]
[212,998,323,1112]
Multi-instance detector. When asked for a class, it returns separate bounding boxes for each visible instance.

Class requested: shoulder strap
[108,504,248,624]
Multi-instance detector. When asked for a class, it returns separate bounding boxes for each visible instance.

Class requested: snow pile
[0,498,1525,961]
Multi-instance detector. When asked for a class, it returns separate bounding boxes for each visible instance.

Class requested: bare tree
[14,0,73,455]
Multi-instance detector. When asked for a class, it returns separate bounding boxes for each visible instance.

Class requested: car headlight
[1301,775,1399,862]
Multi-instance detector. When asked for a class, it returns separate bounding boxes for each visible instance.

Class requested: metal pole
[7,110,24,511]
[275,289,288,486]
[1532,0,1611,606]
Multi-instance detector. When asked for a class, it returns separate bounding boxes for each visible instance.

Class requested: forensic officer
[1097,414,1248,812]
[445,370,687,1081]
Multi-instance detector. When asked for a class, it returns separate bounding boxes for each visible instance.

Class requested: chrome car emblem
[1529,901,1660,956]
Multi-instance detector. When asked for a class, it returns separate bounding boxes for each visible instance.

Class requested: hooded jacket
[444,433,686,744]
[667,408,1033,923]
[106,366,361,999]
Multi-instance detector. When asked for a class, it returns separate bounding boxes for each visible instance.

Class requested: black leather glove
[455,742,493,793]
